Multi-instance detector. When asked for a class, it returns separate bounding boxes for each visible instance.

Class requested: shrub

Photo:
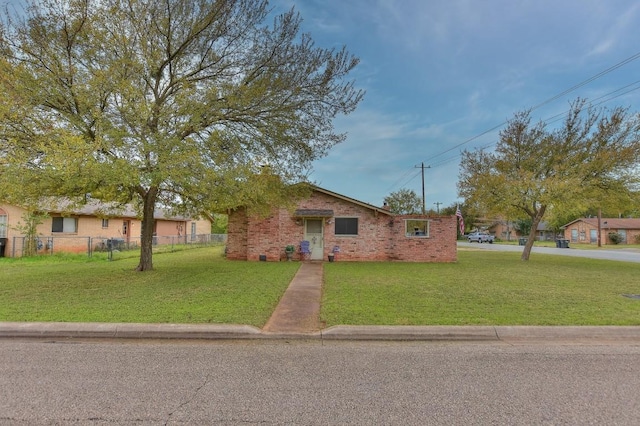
[608,232,624,244]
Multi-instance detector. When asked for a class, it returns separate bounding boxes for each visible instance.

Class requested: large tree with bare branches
[458,99,640,260]
[0,0,364,270]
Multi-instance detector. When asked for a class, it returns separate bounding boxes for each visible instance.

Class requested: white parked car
[467,232,495,243]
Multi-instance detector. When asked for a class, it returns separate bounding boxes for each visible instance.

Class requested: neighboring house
[488,219,556,242]
[226,185,457,262]
[534,221,557,241]
[562,218,640,245]
[0,201,211,258]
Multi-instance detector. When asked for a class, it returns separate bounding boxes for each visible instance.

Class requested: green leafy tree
[459,99,640,260]
[210,214,228,235]
[513,218,532,237]
[12,211,48,257]
[384,188,422,214]
[0,0,364,270]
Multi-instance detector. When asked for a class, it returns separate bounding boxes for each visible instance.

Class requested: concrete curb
[323,325,640,341]
[493,325,640,341]
[0,322,263,340]
[321,325,498,341]
[2,322,640,342]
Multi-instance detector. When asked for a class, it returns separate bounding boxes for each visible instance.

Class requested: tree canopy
[0,0,364,270]
[458,99,640,260]
[383,188,422,214]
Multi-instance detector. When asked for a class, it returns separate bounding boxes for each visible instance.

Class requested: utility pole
[414,162,430,215]
[433,202,442,214]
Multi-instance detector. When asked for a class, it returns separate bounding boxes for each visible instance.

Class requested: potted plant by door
[285,245,295,261]
[328,245,340,262]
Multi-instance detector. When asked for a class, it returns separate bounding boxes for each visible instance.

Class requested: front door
[304,219,324,260]
[123,220,131,244]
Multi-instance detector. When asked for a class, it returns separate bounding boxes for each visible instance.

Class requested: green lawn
[1,246,639,326]
[322,250,640,326]
[0,246,299,327]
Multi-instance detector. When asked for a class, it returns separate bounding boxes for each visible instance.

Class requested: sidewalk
[1,261,640,342]
[262,262,324,335]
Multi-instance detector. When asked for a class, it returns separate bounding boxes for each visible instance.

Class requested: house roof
[563,217,640,229]
[8,198,195,221]
[310,185,394,216]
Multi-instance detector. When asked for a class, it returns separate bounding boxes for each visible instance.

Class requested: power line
[427,82,640,170]
[421,50,640,166]
[385,51,640,196]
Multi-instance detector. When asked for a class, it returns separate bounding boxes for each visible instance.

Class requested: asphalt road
[458,241,640,263]
[2,339,640,425]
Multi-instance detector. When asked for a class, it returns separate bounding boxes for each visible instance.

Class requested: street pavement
[1,244,639,342]
[458,240,640,262]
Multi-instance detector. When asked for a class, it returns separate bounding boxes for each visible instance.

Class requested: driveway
[457,241,640,263]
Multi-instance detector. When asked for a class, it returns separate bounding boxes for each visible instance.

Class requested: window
[191,222,197,241]
[335,218,358,235]
[571,229,578,242]
[102,219,109,228]
[52,217,78,233]
[405,219,430,237]
[0,213,7,238]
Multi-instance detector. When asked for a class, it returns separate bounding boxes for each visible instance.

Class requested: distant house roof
[32,198,194,221]
[536,221,552,231]
[563,218,640,229]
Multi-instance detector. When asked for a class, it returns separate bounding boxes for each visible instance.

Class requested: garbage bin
[555,239,561,248]
[518,238,528,246]
[0,238,7,258]
[560,239,569,248]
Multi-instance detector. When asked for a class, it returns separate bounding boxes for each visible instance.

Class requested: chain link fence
[9,234,226,258]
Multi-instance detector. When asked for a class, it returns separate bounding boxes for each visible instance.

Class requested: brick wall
[226,190,457,262]
[226,208,249,260]
[390,215,457,262]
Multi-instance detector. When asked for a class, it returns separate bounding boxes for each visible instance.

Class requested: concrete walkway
[262,262,324,334]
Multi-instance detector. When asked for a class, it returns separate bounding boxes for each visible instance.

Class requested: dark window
[52,217,64,233]
[52,217,77,233]
[335,218,358,235]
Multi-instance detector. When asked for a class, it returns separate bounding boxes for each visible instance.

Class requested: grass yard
[321,250,640,326]
[0,246,299,327]
[1,246,639,326]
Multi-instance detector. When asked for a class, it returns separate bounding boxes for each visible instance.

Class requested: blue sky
[272,0,640,211]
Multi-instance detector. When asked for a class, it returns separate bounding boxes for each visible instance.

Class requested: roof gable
[309,185,393,216]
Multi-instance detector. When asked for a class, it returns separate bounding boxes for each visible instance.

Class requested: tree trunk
[136,188,158,271]
[521,205,546,261]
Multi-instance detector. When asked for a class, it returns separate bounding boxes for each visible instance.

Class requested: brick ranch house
[225,185,457,262]
[0,201,211,258]
[562,217,640,245]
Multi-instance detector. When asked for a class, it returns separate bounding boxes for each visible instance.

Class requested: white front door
[304,219,324,260]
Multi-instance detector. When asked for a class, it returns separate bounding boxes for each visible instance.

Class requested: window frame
[0,213,7,238]
[51,217,78,233]
[405,219,430,238]
[334,217,359,236]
